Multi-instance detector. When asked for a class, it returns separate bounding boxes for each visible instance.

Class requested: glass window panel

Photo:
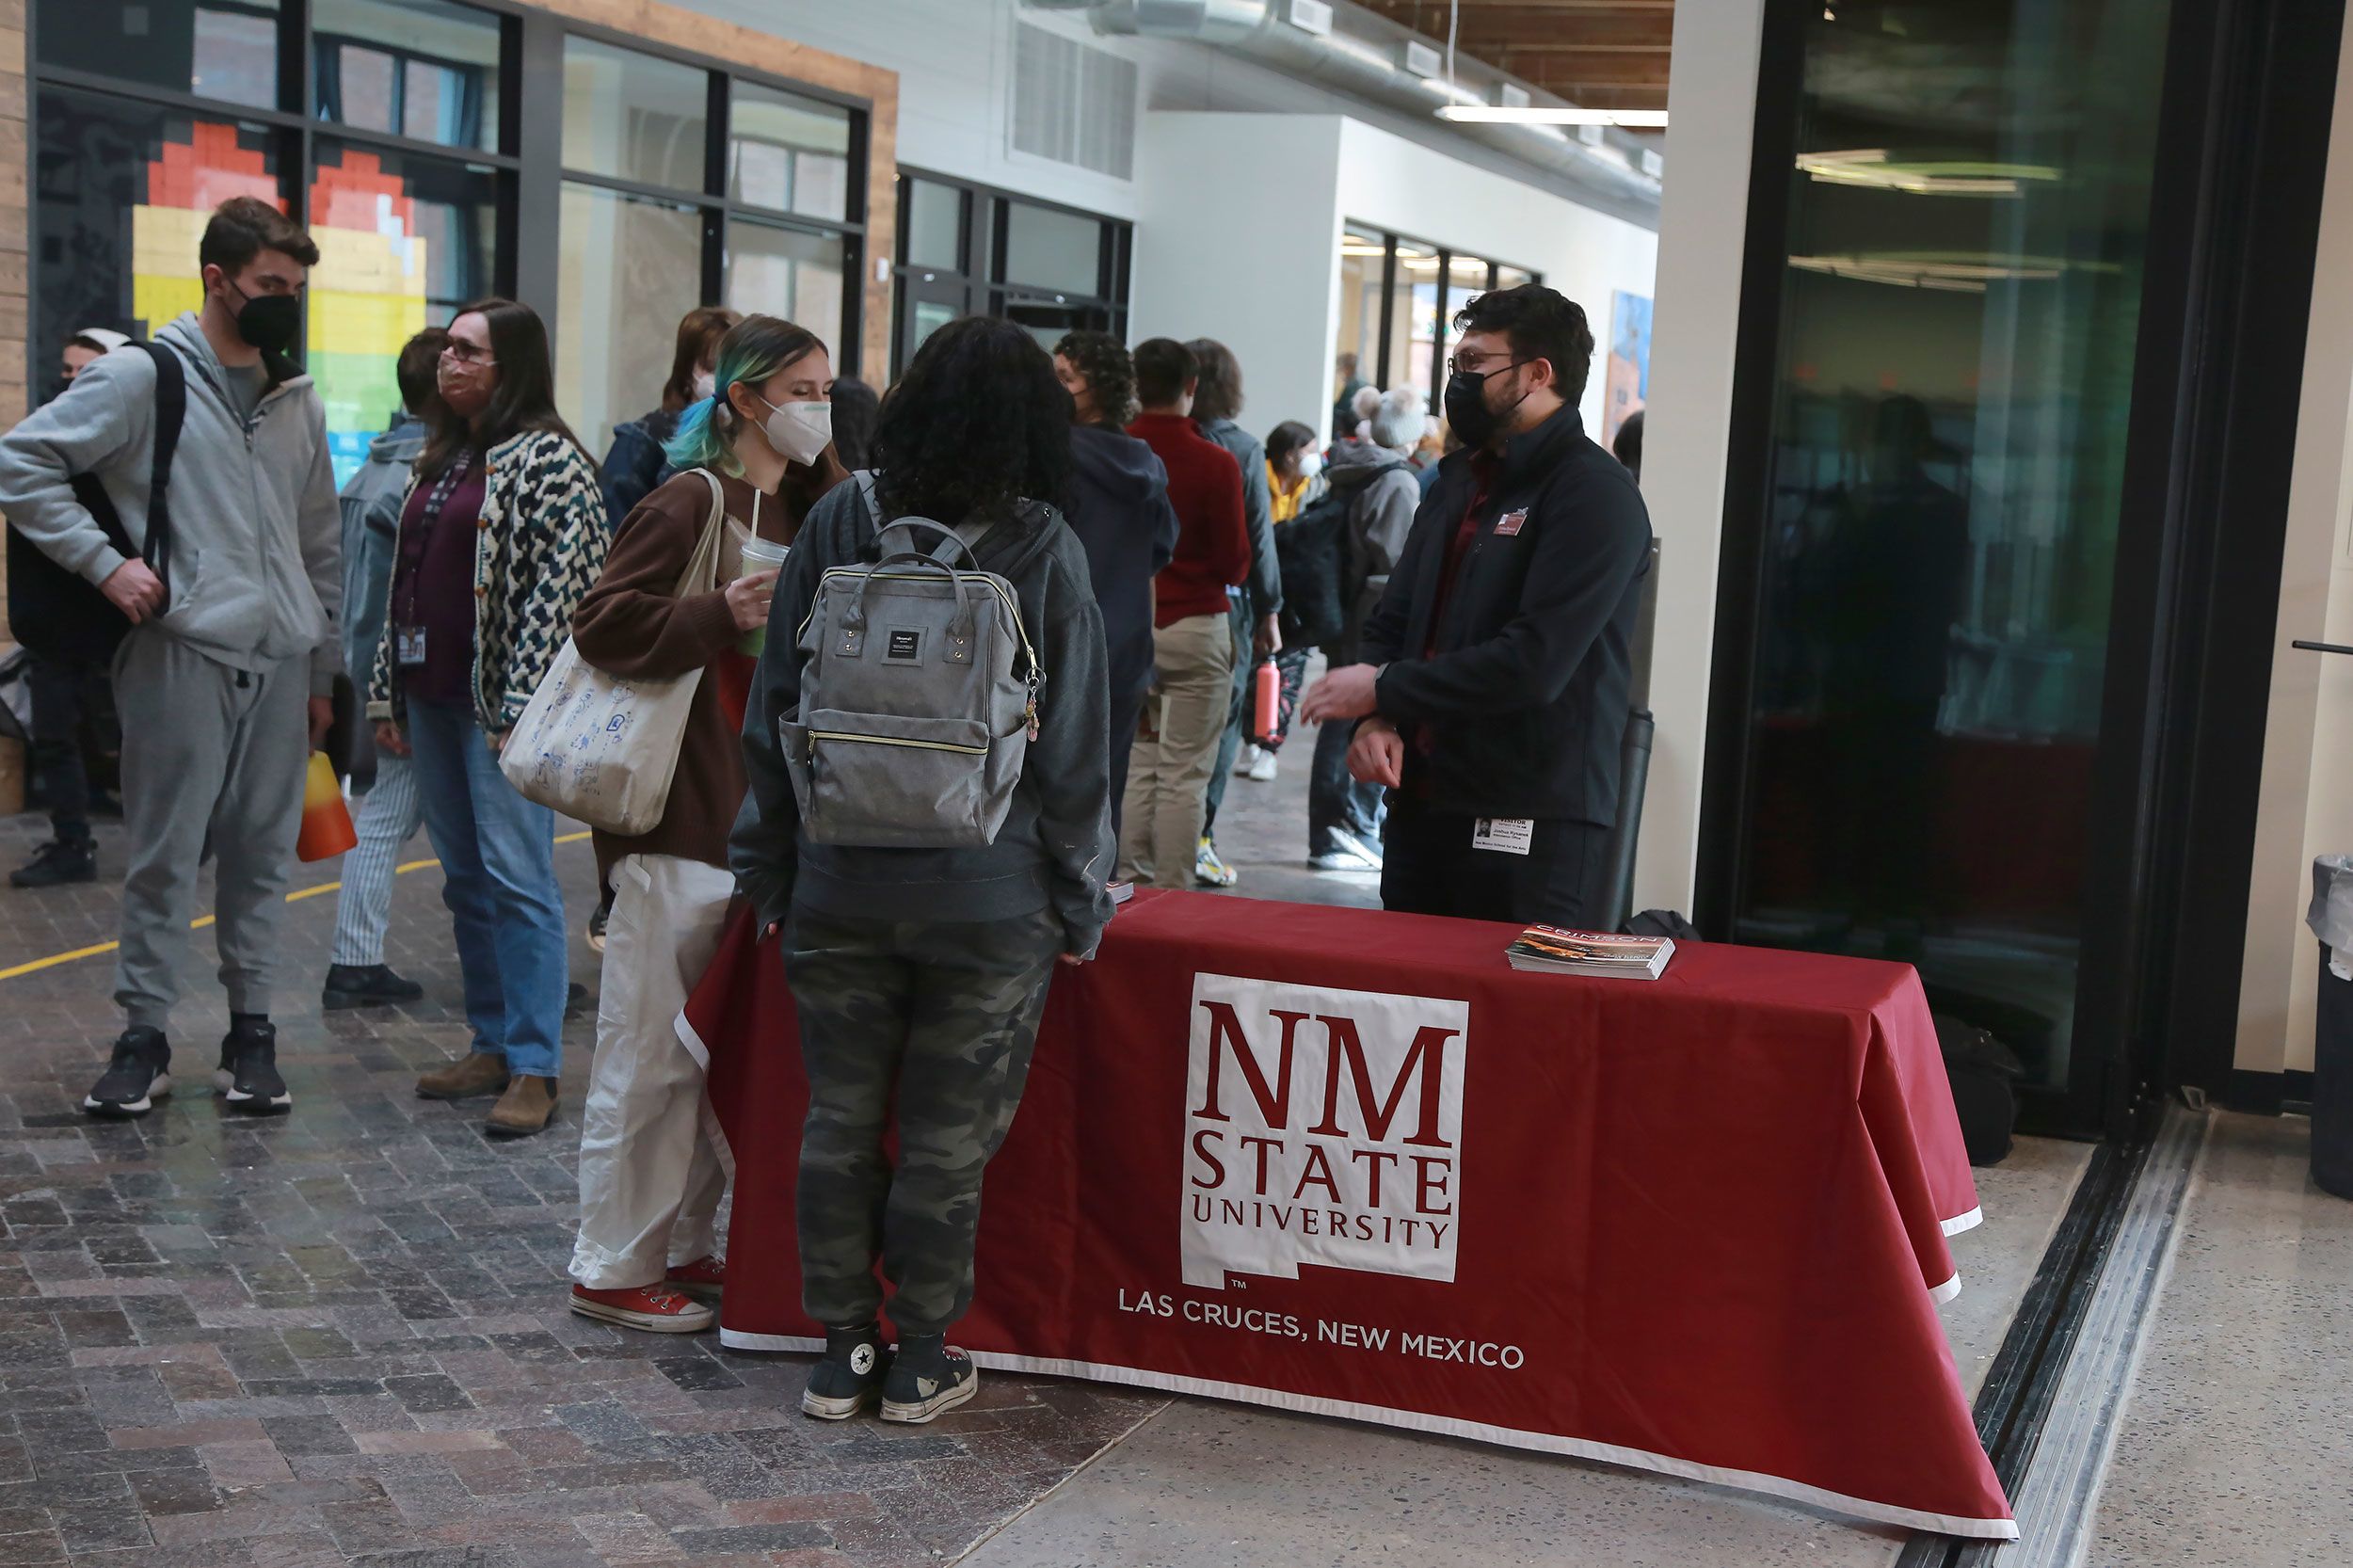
[904,178,963,272]
[1439,253,1491,377]
[1336,229,1385,428]
[39,2,282,106]
[1003,201,1102,296]
[309,143,499,487]
[724,220,844,356]
[562,36,708,191]
[1388,241,1439,408]
[730,82,852,221]
[556,184,705,461]
[1496,264,1535,292]
[312,0,503,152]
[911,297,958,355]
[34,90,284,400]
[1003,298,1112,356]
[1727,0,2173,1093]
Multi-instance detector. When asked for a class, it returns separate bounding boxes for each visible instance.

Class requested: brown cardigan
[572,452,849,875]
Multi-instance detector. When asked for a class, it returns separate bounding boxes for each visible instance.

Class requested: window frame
[1341,221,1543,414]
[22,0,877,401]
[890,165,1130,376]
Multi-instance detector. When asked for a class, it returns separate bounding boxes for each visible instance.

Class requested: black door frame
[1696,0,2346,1139]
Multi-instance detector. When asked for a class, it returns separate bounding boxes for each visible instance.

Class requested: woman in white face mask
[561,314,846,1335]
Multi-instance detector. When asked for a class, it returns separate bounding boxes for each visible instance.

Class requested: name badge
[395,626,428,667]
[1472,817,1535,856]
[1494,509,1529,537]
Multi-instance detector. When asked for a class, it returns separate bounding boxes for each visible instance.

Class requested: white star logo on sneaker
[850,1344,876,1376]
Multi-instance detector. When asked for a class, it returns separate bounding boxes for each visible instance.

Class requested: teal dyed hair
[663,314,825,474]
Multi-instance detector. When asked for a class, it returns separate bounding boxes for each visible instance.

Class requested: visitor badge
[395,626,428,667]
[1472,818,1535,856]
[1495,509,1529,537]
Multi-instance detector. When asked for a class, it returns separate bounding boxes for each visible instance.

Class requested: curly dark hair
[874,315,1074,525]
[1053,329,1137,428]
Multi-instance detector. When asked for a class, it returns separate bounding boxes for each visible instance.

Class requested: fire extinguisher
[1251,659,1282,746]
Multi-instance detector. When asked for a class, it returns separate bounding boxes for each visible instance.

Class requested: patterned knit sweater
[366,427,610,734]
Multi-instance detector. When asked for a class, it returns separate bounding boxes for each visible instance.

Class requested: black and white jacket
[367,427,609,734]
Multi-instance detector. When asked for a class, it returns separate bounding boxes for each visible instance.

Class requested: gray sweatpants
[112,631,311,1032]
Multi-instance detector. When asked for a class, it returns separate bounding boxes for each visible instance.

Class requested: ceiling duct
[1021,0,1661,225]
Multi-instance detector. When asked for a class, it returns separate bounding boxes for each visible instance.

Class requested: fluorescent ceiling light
[1797,148,2062,198]
[1438,105,1669,129]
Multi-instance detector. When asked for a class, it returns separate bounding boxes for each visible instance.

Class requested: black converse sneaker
[801,1323,890,1421]
[880,1335,978,1424]
[84,1028,172,1119]
[216,1018,292,1116]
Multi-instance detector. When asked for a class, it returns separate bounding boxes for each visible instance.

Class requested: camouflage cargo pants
[786,904,1064,1336]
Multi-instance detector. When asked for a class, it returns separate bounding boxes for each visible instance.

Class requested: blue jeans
[406,700,568,1078]
[1307,712,1386,857]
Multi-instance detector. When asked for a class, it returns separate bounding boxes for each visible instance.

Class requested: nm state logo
[1183,973,1466,1290]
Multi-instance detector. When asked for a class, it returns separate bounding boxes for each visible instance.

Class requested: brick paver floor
[0,799,1175,1566]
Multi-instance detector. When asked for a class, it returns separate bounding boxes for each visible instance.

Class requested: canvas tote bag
[499,470,730,835]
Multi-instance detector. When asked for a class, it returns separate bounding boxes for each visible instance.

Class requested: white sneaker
[1308,850,1376,872]
[1327,827,1384,870]
[1246,750,1279,783]
[1233,744,1264,777]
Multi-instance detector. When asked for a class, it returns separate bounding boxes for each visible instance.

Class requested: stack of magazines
[1505,926,1675,981]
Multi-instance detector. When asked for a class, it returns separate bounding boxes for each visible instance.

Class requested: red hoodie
[1128,412,1250,627]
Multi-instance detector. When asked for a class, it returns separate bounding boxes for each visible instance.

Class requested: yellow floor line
[0,829,594,983]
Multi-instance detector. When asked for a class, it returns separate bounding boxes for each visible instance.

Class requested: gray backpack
[778,472,1041,847]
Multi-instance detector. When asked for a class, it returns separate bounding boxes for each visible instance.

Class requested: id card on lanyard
[393,451,473,667]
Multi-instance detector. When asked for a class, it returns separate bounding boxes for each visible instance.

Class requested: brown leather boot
[485,1075,558,1139]
[414,1052,509,1102]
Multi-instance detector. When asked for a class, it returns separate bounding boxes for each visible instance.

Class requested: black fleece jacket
[1363,404,1652,827]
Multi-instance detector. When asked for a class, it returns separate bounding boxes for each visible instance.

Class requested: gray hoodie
[0,314,342,692]
[339,415,426,685]
[1322,438,1423,661]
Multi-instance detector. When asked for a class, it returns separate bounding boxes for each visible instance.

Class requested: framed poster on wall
[1608,290,1652,447]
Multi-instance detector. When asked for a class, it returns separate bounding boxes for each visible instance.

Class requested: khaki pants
[569,853,734,1290]
[1118,610,1236,887]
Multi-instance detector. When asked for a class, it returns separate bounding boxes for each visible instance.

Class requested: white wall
[1128,111,1657,452]
[1625,1,1768,914]
[1128,114,1346,440]
[2233,16,2353,1078]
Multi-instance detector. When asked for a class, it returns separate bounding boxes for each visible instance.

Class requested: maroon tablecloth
[696,889,2012,1539]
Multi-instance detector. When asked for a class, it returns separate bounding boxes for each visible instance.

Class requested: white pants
[569,853,735,1289]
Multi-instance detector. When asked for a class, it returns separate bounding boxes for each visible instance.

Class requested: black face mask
[224,281,300,356]
[1443,361,1530,449]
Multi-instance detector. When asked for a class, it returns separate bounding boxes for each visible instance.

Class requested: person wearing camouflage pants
[786,906,1064,1336]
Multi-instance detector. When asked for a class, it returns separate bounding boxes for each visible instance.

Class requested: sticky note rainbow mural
[127,123,433,486]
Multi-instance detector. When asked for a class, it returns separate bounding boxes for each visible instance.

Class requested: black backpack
[1274,488,1353,650]
[5,343,186,664]
[1932,1014,2023,1167]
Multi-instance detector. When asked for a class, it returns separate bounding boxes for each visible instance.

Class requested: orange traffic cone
[296,751,357,862]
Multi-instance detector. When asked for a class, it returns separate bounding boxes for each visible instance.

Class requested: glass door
[1703,0,2176,1132]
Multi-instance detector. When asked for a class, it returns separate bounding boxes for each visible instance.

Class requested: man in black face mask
[0,196,342,1121]
[1301,284,1652,927]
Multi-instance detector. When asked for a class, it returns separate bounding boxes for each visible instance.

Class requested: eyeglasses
[441,341,497,367]
[1448,353,1526,377]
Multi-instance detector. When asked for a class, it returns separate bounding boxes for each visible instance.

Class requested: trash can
[2302,857,2353,1199]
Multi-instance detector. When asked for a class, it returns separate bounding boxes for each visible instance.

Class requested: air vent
[1495,81,1531,111]
[1284,0,1335,33]
[1012,21,1139,180]
[1401,40,1444,78]
[1641,148,1666,178]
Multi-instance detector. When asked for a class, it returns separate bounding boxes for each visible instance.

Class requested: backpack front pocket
[792,707,1001,846]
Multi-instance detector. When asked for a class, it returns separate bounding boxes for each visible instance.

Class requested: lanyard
[396,449,474,628]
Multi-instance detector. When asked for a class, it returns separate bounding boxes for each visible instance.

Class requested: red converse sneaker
[569,1282,714,1334]
[665,1256,726,1303]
